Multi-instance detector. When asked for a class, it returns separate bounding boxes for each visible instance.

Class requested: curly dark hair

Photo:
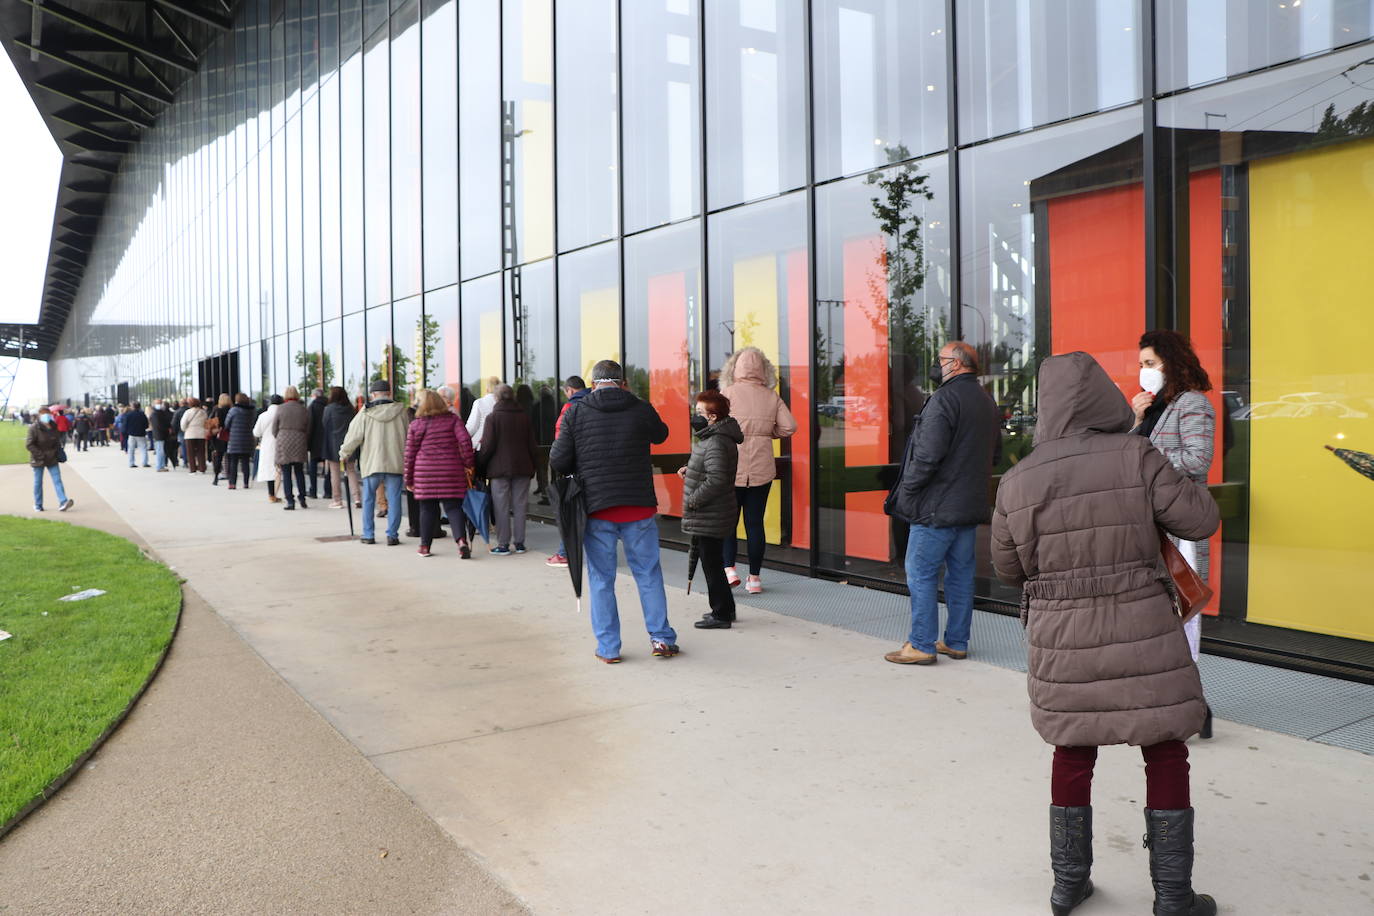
[1139,330,1211,403]
[695,389,731,420]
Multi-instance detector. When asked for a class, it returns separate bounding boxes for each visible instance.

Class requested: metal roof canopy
[0,0,237,361]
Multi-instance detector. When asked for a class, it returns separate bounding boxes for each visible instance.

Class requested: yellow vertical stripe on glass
[733,254,783,546]
[480,310,502,385]
[580,287,620,379]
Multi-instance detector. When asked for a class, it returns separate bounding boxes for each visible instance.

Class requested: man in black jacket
[549,359,679,664]
[306,387,332,501]
[125,402,151,468]
[884,341,1000,666]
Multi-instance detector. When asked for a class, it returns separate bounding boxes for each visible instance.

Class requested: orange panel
[845,490,890,563]
[647,272,692,456]
[654,471,684,518]
[786,249,811,549]
[1047,183,1144,396]
[1188,169,1224,615]
[843,235,889,467]
[444,319,460,389]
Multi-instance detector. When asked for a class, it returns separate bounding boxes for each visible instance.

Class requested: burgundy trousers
[1052,740,1190,809]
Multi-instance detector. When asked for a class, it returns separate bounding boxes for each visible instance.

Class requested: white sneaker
[59,499,74,512]
[745,575,762,595]
[725,566,741,587]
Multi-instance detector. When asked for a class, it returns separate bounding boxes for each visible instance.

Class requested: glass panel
[365,305,396,396]
[425,285,460,391]
[624,220,702,520]
[392,0,423,299]
[342,310,368,404]
[957,1,1141,143]
[1158,0,1374,92]
[460,0,502,278]
[557,241,621,383]
[364,33,391,306]
[286,108,303,331]
[286,0,302,116]
[302,0,320,91]
[321,0,340,75]
[303,92,322,326]
[271,127,288,335]
[1158,47,1374,643]
[812,0,946,181]
[506,260,556,391]
[503,0,555,265]
[556,0,618,251]
[705,0,807,208]
[816,154,950,577]
[392,294,424,405]
[322,318,344,394]
[960,107,1143,599]
[707,192,812,555]
[340,50,365,313]
[320,77,343,318]
[623,0,701,231]
[461,274,504,402]
[341,0,362,61]
[422,0,459,289]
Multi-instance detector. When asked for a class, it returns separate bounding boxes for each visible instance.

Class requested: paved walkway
[4,446,1373,914]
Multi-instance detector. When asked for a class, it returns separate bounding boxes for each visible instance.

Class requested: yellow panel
[480,310,502,385]
[1248,138,1374,641]
[521,100,555,262]
[579,286,620,379]
[521,0,552,85]
[732,255,784,545]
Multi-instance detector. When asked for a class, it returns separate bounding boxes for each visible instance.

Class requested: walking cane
[342,461,355,537]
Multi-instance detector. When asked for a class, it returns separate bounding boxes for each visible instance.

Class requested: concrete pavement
[4,445,1373,914]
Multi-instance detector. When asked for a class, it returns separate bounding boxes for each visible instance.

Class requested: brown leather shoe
[884,642,937,665]
[935,641,967,660]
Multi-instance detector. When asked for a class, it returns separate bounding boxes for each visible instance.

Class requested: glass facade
[45,3,1374,661]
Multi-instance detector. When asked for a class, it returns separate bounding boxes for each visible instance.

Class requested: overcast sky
[1,50,64,406]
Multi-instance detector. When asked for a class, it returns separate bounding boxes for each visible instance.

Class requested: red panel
[845,491,890,563]
[647,271,692,456]
[1047,183,1145,396]
[786,249,811,549]
[842,235,889,467]
[1189,169,1224,615]
[444,320,460,389]
[654,471,684,517]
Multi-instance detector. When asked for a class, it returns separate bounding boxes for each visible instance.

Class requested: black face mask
[690,414,709,431]
[928,364,945,386]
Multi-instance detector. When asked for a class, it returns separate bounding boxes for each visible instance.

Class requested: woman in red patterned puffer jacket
[404,389,477,558]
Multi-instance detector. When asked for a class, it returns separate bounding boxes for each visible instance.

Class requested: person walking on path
[991,351,1220,916]
[223,393,257,489]
[883,340,1000,666]
[273,386,311,510]
[124,401,151,467]
[27,407,74,512]
[1132,329,1218,738]
[340,380,411,545]
[170,398,189,469]
[477,384,539,555]
[306,387,332,502]
[254,395,284,503]
[546,375,588,568]
[73,410,91,452]
[404,389,476,558]
[207,394,233,483]
[718,347,797,594]
[180,398,209,474]
[322,387,362,509]
[465,376,502,450]
[149,399,174,471]
[678,390,743,630]
[550,359,679,663]
[113,405,128,452]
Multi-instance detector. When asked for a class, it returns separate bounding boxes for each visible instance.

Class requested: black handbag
[58,446,68,463]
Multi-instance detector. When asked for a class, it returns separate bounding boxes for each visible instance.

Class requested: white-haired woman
[719,347,797,594]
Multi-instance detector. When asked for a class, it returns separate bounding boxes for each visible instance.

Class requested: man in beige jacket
[339,379,411,545]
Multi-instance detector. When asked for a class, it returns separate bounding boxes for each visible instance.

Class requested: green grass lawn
[0,422,30,466]
[0,515,181,828]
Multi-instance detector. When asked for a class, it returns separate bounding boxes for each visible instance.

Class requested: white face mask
[1139,367,1165,396]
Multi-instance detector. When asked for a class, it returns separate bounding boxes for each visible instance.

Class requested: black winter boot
[1143,808,1216,915]
[1049,805,1094,915]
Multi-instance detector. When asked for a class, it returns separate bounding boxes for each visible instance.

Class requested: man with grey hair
[884,340,1000,666]
[550,360,678,663]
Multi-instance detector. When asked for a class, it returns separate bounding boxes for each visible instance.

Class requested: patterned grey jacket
[1143,389,1216,581]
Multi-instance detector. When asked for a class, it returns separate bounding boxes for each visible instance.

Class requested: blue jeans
[154,439,167,469]
[126,435,149,466]
[32,465,68,509]
[361,473,404,540]
[905,523,976,654]
[583,515,676,659]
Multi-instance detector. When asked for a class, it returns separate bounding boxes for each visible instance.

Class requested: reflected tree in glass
[294,350,337,391]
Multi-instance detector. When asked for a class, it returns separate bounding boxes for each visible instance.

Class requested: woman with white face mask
[1133,330,1217,738]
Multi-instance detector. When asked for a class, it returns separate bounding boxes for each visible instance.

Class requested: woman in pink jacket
[719,347,798,593]
[404,389,477,558]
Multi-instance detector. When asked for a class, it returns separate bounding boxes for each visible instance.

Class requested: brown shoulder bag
[1159,527,1213,623]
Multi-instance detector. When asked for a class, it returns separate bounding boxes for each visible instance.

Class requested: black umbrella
[551,472,587,612]
[342,463,355,537]
[685,536,700,594]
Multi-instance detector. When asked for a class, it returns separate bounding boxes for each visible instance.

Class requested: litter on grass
[58,588,107,602]
[0,631,12,642]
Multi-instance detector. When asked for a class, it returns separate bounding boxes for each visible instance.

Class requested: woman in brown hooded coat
[992,352,1220,916]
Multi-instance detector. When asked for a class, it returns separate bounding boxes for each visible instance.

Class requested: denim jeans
[154,438,167,469]
[32,464,68,509]
[361,473,404,540]
[583,515,676,659]
[126,435,149,466]
[905,523,976,654]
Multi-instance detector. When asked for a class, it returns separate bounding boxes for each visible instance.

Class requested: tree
[294,350,336,392]
[864,145,941,369]
[1316,102,1374,141]
[370,344,412,406]
[416,314,441,387]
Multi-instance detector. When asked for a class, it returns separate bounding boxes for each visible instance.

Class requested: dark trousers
[280,462,307,505]
[1052,740,1190,809]
[211,439,227,478]
[697,535,736,622]
[306,456,332,498]
[226,453,252,486]
[419,498,465,548]
[166,438,179,468]
[187,439,207,473]
[725,483,771,575]
[407,491,421,534]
